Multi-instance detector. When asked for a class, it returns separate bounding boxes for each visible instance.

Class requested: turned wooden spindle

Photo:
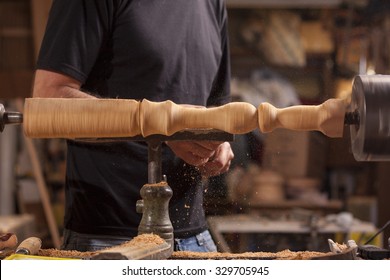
[258,98,347,138]
[24,98,140,138]
[23,97,347,139]
[139,99,258,136]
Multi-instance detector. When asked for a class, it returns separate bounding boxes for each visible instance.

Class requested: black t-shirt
[37,0,231,238]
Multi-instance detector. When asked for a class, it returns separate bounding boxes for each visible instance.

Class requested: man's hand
[166,141,234,177]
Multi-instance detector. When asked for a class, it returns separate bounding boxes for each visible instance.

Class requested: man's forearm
[32,69,96,99]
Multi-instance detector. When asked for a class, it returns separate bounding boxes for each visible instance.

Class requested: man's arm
[32,69,96,99]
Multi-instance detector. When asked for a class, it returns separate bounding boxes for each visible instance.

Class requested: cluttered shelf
[206,213,380,253]
[227,5,337,104]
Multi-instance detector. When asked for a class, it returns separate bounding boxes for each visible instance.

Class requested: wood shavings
[38,233,166,259]
[171,249,331,260]
[143,182,169,187]
[37,248,97,259]
[37,233,332,260]
[126,233,165,246]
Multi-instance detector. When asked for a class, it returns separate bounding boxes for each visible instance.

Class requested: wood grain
[24,98,140,138]
[23,97,347,139]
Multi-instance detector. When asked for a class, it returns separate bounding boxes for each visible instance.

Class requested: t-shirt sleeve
[207,0,231,107]
[36,0,115,84]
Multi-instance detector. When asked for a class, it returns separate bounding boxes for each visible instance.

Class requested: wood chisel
[3,237,43,259]
[15,237,42,255]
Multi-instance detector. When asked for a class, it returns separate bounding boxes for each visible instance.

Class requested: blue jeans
[62,229,217,252]
[174,230,217,252]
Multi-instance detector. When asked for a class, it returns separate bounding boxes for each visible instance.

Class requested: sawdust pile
[38,232,331,260]
[37,248,95,259]
[143,181,168,187]
[38,233,165,259]
[121,233,165,247]
[171,249,331,260]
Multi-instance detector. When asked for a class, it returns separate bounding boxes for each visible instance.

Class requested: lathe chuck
[350,75,390,161]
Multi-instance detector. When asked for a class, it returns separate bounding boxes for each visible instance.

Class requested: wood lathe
[1,74,390,259]
[2,75,390,162]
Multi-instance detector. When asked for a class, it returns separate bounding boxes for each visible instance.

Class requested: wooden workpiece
[23,97,347,139]
[24,98,140,138]
[258,98,347,138]
[140,99,258,136]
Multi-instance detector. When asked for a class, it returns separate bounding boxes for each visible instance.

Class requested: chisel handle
[15,237,42,255]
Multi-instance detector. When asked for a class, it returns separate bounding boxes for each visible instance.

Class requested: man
[33,0,233,252]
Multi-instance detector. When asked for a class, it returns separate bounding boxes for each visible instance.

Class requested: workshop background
[0,0,389,254]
